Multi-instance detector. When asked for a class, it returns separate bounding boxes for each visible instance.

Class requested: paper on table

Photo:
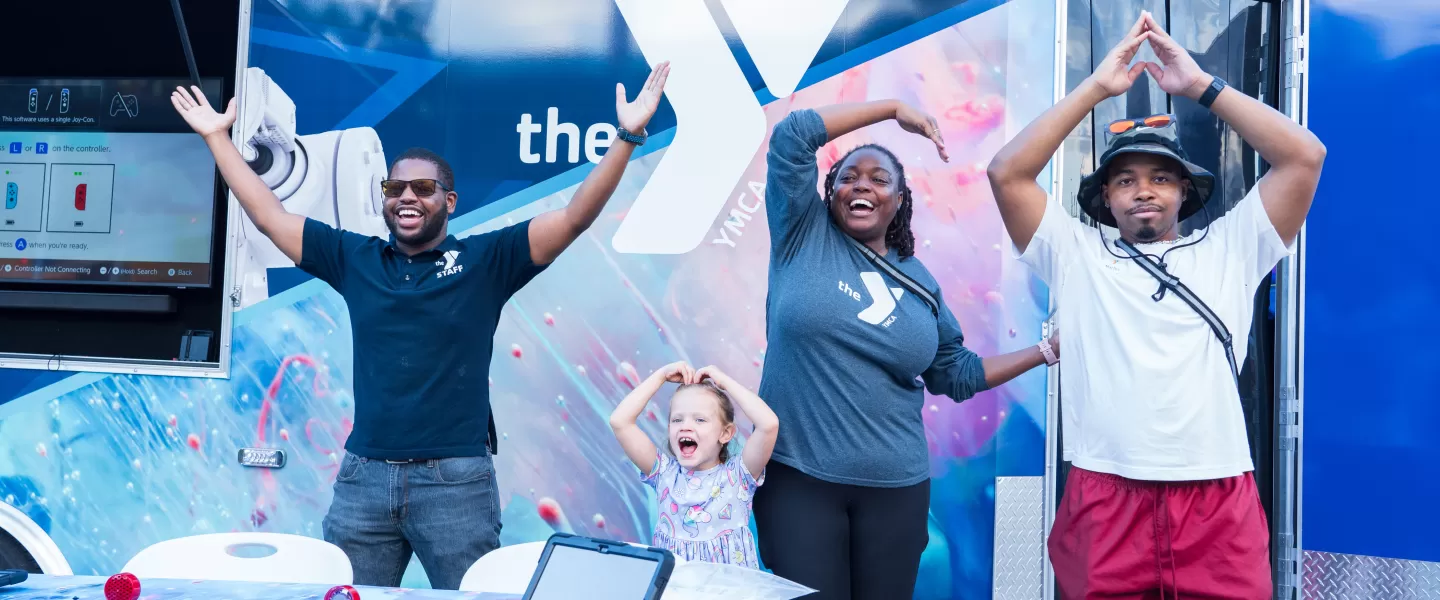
[661,561,815,600]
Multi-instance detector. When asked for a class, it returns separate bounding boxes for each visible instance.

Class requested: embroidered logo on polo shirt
[436,250,463,278]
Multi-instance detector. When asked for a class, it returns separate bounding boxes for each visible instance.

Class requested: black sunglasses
[380,178,447,198]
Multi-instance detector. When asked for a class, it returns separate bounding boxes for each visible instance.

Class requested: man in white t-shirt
[986,12,1326,600]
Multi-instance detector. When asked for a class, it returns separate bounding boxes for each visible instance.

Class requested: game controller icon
[109,92,139,118]
[5,183,15,209]
[27,88,37,114]
[60,88,70,114]
[75,183,87,211]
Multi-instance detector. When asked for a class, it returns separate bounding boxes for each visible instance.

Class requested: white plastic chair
[458,541,546,594]
[0,502,72,574]
[121,533,352,585]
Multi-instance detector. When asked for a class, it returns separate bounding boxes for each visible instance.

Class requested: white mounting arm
[235,67,297,163]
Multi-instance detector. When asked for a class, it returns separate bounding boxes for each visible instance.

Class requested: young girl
[609,361,779,568]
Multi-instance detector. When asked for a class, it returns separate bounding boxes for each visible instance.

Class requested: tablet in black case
[522,534,675,600]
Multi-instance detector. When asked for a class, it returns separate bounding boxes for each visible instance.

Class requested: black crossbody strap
[488,413,499,456]
[1115,239,1241,389]
[844,235,939,316]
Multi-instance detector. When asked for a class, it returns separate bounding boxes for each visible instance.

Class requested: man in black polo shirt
[170,62,670,589]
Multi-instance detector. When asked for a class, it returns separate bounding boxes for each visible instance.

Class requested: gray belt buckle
[384,458,419,464]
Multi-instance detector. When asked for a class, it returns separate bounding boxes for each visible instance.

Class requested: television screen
[0,77,222,288]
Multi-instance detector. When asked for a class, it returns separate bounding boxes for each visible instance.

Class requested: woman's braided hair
[821,144,917,259]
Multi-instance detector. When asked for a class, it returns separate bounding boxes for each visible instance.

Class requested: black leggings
[753,461,930,600]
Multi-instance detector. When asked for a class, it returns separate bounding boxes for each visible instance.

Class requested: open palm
[616,61,670,134]
[170,86,236,138]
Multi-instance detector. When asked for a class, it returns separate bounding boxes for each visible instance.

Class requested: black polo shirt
[297,218,546,460]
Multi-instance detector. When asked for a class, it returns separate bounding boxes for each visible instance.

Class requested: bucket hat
[1077,116,1216,227]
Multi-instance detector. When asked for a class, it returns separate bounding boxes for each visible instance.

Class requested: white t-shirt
[1017,186,1294,481]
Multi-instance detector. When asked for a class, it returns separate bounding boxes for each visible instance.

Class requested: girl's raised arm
[697,366,778,481]
[610,361,694,475]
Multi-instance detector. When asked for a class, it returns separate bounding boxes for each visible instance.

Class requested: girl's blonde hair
[671,381,736,463]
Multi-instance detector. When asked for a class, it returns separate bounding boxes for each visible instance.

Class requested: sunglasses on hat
[1104,114,1176,141]
[380,178,446,198]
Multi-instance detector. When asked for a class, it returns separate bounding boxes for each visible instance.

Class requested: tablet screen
[527,544,660,600]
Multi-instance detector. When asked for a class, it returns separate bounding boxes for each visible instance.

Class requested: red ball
[325,585,360,600]
[105,573,140,600]
[536,497,562,526]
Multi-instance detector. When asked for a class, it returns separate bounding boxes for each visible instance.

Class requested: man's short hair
[390,147,455,191]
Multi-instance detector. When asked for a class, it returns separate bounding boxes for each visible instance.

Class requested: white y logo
[610,0,852,255]
[436,250,463,278]
[857,272,906,326]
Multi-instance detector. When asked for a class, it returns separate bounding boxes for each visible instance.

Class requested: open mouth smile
[677,435,698,459]
[395,206,425,228]
[847,198,876,217]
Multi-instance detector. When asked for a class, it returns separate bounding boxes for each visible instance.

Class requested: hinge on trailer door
[1283,26,1307,90]
[1277,531,1299,600]
[1277,385,1299,450]
[230,286,242,309]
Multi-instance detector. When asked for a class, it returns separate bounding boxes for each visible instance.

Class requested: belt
[383,458,426,464]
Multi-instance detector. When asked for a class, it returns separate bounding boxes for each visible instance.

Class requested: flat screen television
[0,77,223,288]
[0,0,244,372]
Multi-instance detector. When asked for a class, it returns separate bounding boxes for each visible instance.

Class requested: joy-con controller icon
[5,183,16,209]
[60,88,70,114]
[27,88,38,114]
[75,183,87,211]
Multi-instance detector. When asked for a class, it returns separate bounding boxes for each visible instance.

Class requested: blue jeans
[322,452,502,590]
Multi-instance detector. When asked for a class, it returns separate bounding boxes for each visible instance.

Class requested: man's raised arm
[987,15,1153,252]
[171,86,305,264]
[528,62,669,266]
[1140,13,1325,245]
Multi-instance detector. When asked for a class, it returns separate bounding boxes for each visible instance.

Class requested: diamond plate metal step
[1303,551,1440,599]
[994,476,1045,600]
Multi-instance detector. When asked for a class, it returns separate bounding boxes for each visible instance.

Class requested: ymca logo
[610,0,852,255]
[436,250,463,278]
[838,272,906,327]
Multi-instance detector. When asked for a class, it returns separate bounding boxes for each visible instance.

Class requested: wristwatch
[616,126,647,146]
[1198,76,1228,109]
[1037,339,1059,366]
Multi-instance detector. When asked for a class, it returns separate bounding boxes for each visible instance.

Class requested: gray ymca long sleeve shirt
[756,109,990,488]
[754,110,990,489]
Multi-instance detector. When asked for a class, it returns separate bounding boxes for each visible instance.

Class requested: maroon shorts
[1047,466,1272,600]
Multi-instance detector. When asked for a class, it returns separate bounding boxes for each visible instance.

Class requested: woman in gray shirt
[752,101,1059,600]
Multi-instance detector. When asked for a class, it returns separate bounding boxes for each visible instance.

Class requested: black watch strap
[1198,76,1227,109]
[616,126,647,146]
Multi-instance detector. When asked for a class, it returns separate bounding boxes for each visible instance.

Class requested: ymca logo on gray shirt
[836,273,906,326]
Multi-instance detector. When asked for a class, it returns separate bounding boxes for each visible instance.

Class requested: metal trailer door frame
[1042,2,1068,600]
[1273,0,1307,598]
